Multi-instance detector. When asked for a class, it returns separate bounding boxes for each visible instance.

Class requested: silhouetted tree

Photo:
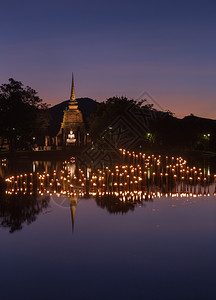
[0,78,50,151]
[87,96,154,140]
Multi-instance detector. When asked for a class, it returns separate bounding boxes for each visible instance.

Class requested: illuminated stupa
[57,74,85,146]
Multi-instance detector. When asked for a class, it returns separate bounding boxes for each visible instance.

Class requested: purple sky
[0,0,216,118]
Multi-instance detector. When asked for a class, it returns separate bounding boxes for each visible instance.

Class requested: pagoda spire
[71,73,75,101]
[69,73,78,109]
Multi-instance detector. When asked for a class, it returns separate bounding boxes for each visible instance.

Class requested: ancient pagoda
[57,74,85,146]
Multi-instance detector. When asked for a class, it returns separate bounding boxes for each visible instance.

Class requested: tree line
[87,96,216,152]
[0,78,216,153]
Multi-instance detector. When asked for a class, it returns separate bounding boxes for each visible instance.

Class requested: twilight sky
[0,0,216,118]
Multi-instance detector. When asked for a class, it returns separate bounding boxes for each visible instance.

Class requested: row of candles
[4,150,216,199]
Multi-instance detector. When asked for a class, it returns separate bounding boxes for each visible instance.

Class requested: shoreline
[1,148,216,160]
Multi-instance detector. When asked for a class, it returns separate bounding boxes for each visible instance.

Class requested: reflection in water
[4,150,215,198]
[95,194,141,214]
[1,150,216,231]
[0,159,7,178]
[0,188,50,233]
[70,195,77,232]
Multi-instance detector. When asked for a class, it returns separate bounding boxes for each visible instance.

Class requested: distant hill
[48,97,99,136]
[182,114,216,124]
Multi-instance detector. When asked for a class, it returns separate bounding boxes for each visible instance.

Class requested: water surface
[0,154,216,300]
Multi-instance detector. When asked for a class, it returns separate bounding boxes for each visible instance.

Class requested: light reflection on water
[0,151,216,299]
[1,151,216,233]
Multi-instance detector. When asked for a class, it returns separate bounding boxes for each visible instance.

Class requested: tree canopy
[87,96,155,140]
[87,96,216,152]
[0,78,50,151]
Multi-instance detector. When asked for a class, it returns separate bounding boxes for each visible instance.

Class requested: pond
[0,151,216,300]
